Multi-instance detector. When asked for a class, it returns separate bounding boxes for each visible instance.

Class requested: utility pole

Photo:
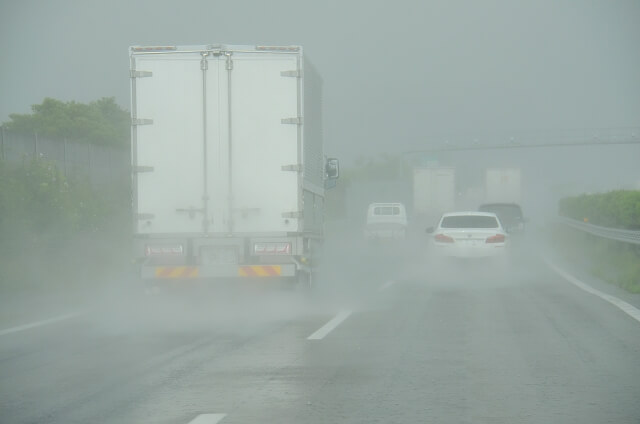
[63,137,68,178]
[34,131,39,159]
[1,125,5,161]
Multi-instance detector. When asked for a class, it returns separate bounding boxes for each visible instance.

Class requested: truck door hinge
[281,164,302,172]
[137,213,155,220]
[130,70,153,78]
[133,165,154,173]
[281,70,301,78]
[132,118,153,126]
[281,117,303,125]
[282,211,303,219]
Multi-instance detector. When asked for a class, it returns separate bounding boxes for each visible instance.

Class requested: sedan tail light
[486,234,506,244]
[434,233,455,243]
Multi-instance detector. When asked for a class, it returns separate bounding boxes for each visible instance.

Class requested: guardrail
[559,216,640,245]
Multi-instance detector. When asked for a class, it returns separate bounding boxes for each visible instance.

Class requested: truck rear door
[226,52,300,234]
[132,50,223,235]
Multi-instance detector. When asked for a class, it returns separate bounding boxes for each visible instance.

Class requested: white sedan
[427,212,508,258]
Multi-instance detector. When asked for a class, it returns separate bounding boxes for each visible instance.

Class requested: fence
[0,127,129,187]
[559,216,640,245]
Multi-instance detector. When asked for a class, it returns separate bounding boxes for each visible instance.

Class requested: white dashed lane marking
[307,310,353,340]
[378,280,396,291]
[187,413,227,424]
[0,312,85,337]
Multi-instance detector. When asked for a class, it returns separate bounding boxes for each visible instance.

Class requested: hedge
[0,158,130,289]
[559,190,640,230]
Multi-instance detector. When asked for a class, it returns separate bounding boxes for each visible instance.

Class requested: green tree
[4,97,129,147]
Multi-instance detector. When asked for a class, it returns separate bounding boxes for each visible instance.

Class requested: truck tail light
[256,45,300,52]
[486,234,506,244]
[434,234,454,243]
[145,244,184,257]
[131,46,177,52]
[253,242,291,255]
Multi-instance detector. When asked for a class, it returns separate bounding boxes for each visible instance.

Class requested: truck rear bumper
[141,264,297,279]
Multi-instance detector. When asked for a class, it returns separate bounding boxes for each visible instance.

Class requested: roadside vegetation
[555,190,640,293]
[0,98,131,291]
[559,190,640,229]
[4,97,129,147]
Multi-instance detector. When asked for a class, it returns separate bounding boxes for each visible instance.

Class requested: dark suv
[478,203,526,234]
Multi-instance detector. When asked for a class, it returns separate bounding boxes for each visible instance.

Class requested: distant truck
[129,44,338,287]
[413,167,456,225]
[484,168,521,204]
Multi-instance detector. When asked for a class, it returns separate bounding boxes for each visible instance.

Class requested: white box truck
[364,202,408,240]
[484,168,521,204]
[413,167,456,225]
[129,44,338,286]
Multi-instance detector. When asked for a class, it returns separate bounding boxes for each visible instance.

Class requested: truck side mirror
[325,158,339,179]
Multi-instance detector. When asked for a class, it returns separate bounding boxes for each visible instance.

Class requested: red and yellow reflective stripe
[154,266,199,279]
[238,265,281,277]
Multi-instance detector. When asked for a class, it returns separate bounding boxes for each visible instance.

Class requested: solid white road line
[187,413,227,424]
[378,280,396,291]
[0,311,85,336]
[545,259,640,324]
[307,310,353,340]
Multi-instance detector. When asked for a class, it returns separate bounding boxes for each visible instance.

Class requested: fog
[2,1,640,162]
[2,1,640,423]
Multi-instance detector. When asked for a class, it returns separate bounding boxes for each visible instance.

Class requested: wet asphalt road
[2,239,640,424]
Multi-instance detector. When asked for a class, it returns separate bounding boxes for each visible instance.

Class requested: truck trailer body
[129,44,331,284]
[484,168,522,204]
[413,167,456,225]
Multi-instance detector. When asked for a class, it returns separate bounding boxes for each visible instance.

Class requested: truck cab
[364,202,408,240]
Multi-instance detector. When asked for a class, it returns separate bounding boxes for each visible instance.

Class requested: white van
[364,203,408,240]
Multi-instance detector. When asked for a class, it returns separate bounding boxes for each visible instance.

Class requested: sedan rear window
[441,216,499,228]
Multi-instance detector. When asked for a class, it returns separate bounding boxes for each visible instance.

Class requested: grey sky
[1,0,639,163]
